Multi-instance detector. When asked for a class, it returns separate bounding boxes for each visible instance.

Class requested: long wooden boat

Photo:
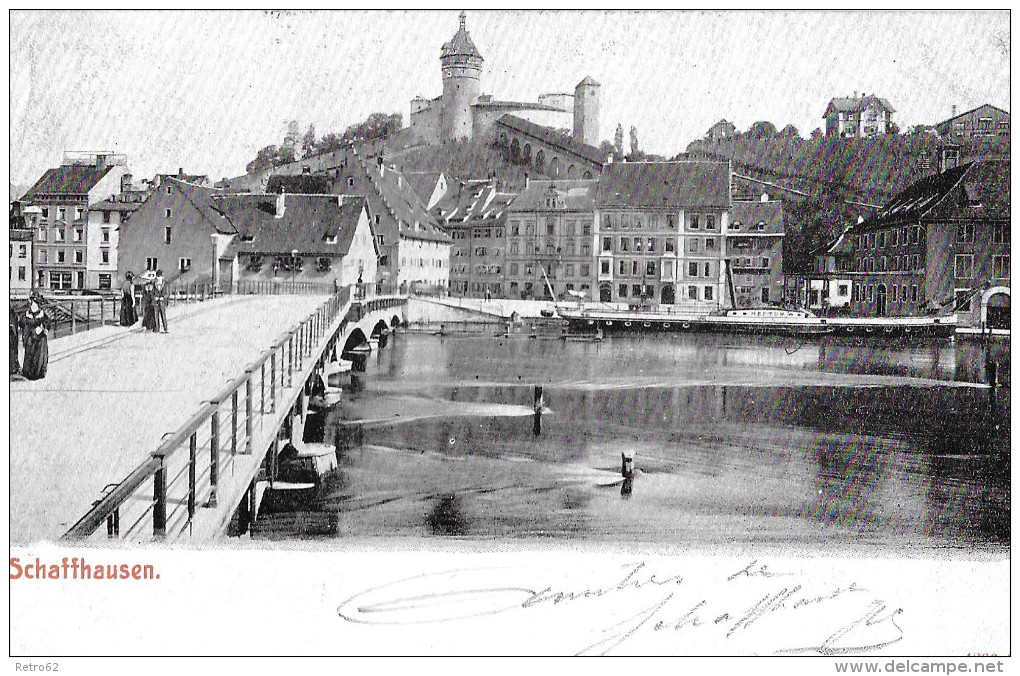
[558,306,957,338]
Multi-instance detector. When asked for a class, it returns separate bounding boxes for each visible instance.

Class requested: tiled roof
[729,200,784,234]
[507,179,597,212]
[595,161,731,209]
[435,179,515,223]
[472,100,567,113]
[23,164,113,199]
[214,194,368,257]
[824,95,896,117]
[156,173,209,185]
[266,173,333,195]
[861,160,1008,228]
[934,103,1010,130]
[167,177,236,235]
[817,227,854,256]
[441,14,483,61]
[496,114,607,166]
[89,199,141,213]
[403,172,445,205]
[359,158,451,243]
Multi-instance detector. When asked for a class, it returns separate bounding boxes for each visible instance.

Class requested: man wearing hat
[152,270,169,333]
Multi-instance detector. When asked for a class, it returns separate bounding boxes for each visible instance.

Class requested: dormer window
[325,234,338,244]
[347,177,355,187]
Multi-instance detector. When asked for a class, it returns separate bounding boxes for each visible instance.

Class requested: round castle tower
[440,11,484,142]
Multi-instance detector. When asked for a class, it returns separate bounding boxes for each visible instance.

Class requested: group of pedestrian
[9,292,50,381]
[119,270,169,333]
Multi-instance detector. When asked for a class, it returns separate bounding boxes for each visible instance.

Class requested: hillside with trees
[685,123,1009,273]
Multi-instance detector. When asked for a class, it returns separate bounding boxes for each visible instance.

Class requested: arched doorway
[522,143,532,162]
[582,170,593,179]
[982,286,1010,330]
[876,284,887,316]
[549,156,561,176]
[534,150,545,173]
[599,283,612,303]
[510,138,521,162]
[661,284,675,305]
[567,164,577,178]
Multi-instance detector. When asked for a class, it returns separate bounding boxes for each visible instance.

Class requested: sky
[8,10,1010,187]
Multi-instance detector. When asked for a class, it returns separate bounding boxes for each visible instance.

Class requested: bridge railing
[63,287,406,541]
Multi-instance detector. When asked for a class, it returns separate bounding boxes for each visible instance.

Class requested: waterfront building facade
[9,202,33,294]
[593,161,731,310]
[215,194,377,291]
[86,197,140,290]
[504,179,597,300]
[831,159,1009,328]
[434,178,514,297]
[727,197,785,307]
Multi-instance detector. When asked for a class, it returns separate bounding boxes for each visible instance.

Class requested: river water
[258,329,1009,552]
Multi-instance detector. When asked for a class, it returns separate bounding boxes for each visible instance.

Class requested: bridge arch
[342,327,368,354]
[534,149,546,173]
[510,137,521,162]
[370,319,389,337]
[390,315,402,328]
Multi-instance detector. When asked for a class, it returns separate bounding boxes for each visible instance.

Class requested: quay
[11,287,406,544]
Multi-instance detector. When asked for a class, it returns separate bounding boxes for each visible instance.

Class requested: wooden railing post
[71,301,77,334]
[260,362,266,414]
[231,390,239,456]
[153,463,167,539]
[86,299,91,331]
[209,409,220,507]
[244,374,253,454]
[270,351,277,413]
[188,432,197,524]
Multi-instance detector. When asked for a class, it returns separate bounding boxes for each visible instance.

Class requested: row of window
[507,241,592,257]
[142,258,192,272]
[504,263,592,278]
[602,212,716,232]
[956,254,1011,279]
[858,226,923,251]
[857,254,923,273]
[852,283,919,304]
[34,207,85,221]
[9,244,28,259]
[398,257,444,268]
[37,249,84,265]
[731,257,771,269]
[35,226,96,243]
[508,220,593,237]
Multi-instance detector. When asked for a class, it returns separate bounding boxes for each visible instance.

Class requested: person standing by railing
[120,272,138,327]
[152,270,169,333]
[21,292,50,381]
[10,301,21,376]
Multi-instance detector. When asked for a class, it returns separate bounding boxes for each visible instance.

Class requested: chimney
[276,187,286,219]
[178,167,184,178]
[120,173,133,194]
[760,191,769,203]
[853,91,858,99]
[857,215,864,225]
[951,105,958,118]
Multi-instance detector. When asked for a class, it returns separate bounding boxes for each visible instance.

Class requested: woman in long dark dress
[10,303,21,375]
[21,294,49,381]
[119,272,138,326]
[141,277,157,331]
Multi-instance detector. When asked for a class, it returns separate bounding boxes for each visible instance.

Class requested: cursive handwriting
[335,559,905,655]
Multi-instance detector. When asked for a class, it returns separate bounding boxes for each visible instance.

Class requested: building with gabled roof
[727,198,785,308]
[933,103,1010,142]
[824,94,896,138]
[594,161,732,309]
[827,159,1009,327]
[117,177,234,286]
[213,193,377,292]
[22,152,131,290]
[404,171,450,210]
[504,179,596,301]
[434,178,516,297]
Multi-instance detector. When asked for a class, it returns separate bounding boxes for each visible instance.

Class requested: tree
[246,144,280,174]
[887,122,901,135]
[614,124,624,157]
[629,126,639,156]
[778,124,801,139]
[301,123,317,158]
[598,140,616,160]
[748,121,778,138]
[907,124,929,136]
[283,119,301,150]
[810,128,823,140]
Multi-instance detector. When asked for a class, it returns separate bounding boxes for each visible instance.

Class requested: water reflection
[258,331,1008,549]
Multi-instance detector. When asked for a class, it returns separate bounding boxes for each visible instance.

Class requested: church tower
[573,76,601,146]
[440,11,484,142]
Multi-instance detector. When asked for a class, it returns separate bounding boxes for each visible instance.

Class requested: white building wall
[86,210,121,289]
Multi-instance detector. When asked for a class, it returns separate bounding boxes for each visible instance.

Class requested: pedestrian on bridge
[21,293,49,381]
[140,271,157,332]
[10,302,21,376]
[153,270,169,333]
[120,272,138,327]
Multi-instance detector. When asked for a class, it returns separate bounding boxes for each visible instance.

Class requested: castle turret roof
[441,11,483,61]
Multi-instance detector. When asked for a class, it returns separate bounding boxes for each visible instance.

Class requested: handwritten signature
[336,560,903,655]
